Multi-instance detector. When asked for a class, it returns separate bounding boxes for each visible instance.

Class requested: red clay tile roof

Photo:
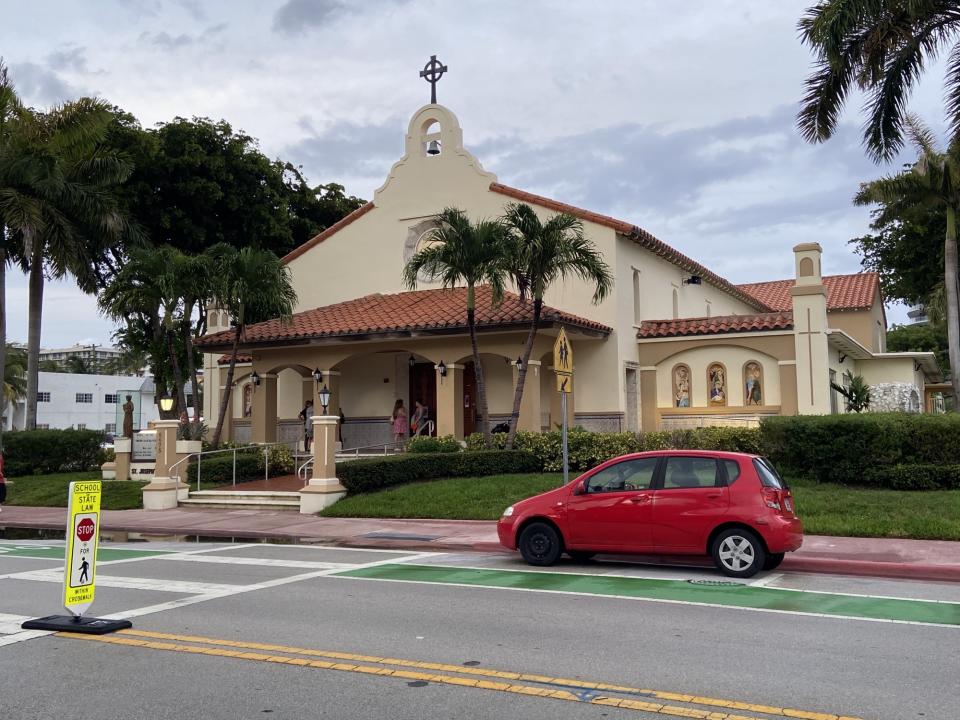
[281,202,375,264]
[490,183,771,312]
[638,312,794,339]
[197,286,611,350]
[737,273,879,312]
[217,353,252,365]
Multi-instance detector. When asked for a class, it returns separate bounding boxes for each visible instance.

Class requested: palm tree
[209,244,297,448]
[831,372,872,413]
[0,59,34,449]
[797,2,960,162]
[403,208,510,447]
[13,98,134,429]
[855,116,960,380]
[501,203,613,448]
[2,343,26,404]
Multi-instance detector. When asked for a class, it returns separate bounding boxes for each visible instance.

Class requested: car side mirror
[573,480,587,495]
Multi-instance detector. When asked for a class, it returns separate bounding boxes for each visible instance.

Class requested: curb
[781,557,960,584]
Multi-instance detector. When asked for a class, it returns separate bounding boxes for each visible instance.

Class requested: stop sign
[76,518,95,543]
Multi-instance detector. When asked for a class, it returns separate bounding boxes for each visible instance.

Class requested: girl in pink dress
[392,399,408,448]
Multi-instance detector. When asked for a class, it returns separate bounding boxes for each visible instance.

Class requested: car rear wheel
[567,551,596,562]
[518,522,562,566]
[762,552,785,571]
[711,528,766,578]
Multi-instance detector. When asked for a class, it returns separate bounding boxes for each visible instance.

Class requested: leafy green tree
[850,194,945,304]
[831,372,872,413]
[38,359,63,372]
[105,115,364,261]
[65,355,95,374]
[209,245,297,448]
[403,208,510,447]
[798,1,960,161]
[500,203,612,448]
[102,345,148,376]
[855,117,960,381]
[887,322,950,372]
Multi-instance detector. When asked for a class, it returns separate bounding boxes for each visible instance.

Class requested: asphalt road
[1,539,957,720]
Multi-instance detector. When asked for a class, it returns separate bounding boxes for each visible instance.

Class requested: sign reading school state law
[553,327,573,393]
[63,481,101,617]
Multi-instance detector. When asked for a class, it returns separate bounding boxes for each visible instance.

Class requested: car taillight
[762,487,782,511]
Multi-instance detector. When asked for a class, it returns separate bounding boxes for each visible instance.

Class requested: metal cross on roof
[419,55,447,104]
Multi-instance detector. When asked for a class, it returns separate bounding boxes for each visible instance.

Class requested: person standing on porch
[411,400,427,437]
[392,399,408,448]
[299,400,314,452]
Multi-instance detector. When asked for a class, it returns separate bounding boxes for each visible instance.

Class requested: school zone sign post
[21,481,133,635]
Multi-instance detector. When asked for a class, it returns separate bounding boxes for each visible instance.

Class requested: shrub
[760,413,960,483]
[407,435,461,453]
[862,464,960,490]
[4,429,106,476]
[466,427,763,472]
[183,445,294,485]
[338,450,541,494]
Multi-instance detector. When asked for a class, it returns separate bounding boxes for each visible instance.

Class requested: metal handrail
[169,441,298,492]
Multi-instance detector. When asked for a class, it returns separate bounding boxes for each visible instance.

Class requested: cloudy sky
[4,0,951,347]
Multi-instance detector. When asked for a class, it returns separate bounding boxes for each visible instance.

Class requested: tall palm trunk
[945,207,960,384]
[466,285,491,447]
[163,325,187,420]
[211,324,241,448]
[25,240,43,430]
[505,298,542,449]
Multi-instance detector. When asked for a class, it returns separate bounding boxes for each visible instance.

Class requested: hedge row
[4,429,106,476]
[184,445,295,485]
[466,426,762,472]
[862,464,960,490]
[407,435,461,454]
[760,414,960,484]
[338,450,540,494]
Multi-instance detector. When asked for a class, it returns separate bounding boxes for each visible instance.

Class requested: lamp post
[319,384,331,415]
[312,367,323,385]
[159,389,174,414]
[251,370,261,387]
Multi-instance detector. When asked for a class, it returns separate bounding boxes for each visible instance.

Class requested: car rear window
[722,459,741,484]
[753,458,786,489]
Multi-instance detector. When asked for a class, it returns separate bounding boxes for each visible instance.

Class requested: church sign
[132,431,157,462]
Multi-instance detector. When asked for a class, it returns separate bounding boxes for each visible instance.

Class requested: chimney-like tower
[791,243,831,414]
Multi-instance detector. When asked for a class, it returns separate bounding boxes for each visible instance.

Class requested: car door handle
[706,492,722,499]
[628,495,651,504]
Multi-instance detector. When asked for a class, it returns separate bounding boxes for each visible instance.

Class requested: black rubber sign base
[21,615,133,634]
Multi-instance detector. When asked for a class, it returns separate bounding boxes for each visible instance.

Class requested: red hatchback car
[498,451,802,578]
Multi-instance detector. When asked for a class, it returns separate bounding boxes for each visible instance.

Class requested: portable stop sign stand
[21,480,132,635]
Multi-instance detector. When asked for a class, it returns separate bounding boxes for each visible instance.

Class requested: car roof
[607,450,760,460]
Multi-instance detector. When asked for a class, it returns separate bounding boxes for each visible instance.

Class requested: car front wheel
[518,522,563,566]
[711,529,766,578]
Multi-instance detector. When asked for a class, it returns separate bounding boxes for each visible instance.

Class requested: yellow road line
[57,630,862,720]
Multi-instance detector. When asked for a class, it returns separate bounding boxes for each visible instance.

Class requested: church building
[198,99,947,449]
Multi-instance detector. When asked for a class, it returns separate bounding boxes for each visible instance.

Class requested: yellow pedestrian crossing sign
[553,327,573,394]
[63,481,101,616]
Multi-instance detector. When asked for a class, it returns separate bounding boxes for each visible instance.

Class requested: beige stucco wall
[828,298,886,353]
[654,345,781,408]
[856,357,917,386]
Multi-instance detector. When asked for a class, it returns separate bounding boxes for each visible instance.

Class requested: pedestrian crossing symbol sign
[553,327,573,394]
[63,481,101,616]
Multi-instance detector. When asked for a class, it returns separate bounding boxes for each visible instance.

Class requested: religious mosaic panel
[744,361,763,406]
[672,364,691,408]
[707,363,727,406]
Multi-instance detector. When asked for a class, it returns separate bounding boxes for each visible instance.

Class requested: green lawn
[322,473,960,540]
[4,471,147,510]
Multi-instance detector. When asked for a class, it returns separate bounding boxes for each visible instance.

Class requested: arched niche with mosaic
[672,363,692,408]
[707,362,727,406]
[743,361,763,406]
[403,218,441,281]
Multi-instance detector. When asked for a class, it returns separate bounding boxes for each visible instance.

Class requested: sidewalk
[2,505,959,583]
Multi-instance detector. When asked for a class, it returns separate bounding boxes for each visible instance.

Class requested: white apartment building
[39,344,125,370]
[3,373,160,434]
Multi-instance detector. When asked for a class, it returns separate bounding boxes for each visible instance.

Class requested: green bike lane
[0,541,173,563]
[337,563,960,627]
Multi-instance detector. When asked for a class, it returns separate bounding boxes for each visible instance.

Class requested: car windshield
[754,457,788,489]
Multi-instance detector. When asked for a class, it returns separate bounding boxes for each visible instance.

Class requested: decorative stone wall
[573,413,625,433]
[869,383,921,413]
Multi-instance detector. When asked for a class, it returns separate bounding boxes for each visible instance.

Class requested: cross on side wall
[797,307,821,406]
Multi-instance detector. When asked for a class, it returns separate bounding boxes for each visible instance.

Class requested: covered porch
[199,287,611,448]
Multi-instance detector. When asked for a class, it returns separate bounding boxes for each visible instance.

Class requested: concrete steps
[180,490,302,511]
